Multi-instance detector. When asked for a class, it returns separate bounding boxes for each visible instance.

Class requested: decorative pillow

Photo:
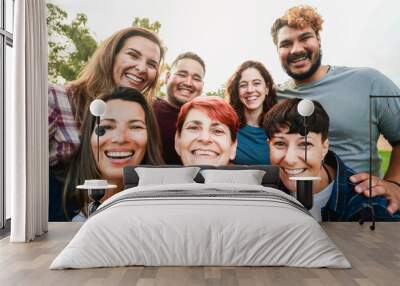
[135,167,201,186]
[200,169,266,185]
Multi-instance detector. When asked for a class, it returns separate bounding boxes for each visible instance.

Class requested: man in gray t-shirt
[270,5,400,212]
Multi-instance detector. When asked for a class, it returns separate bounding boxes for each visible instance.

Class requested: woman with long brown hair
[64,87,164,221]
[225,60,277,165]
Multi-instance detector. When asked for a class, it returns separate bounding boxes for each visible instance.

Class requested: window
[5,0,13,33]
[0,0,14,231]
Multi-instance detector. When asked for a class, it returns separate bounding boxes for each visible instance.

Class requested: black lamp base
[289,176,321,210]
[87,188,106,215]
[358,203,376,231]
[296,180,313,210]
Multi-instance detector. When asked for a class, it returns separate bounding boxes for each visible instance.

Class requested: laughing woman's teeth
[285,168,305,175]
[246,96,257,102]
[126,74,144,83]
[106,151,133,159]
[192,150,217,156]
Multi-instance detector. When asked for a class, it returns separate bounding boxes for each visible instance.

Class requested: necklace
[326,65,331,74]
[322,163,333,184]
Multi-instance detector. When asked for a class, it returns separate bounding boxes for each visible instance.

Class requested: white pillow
[200,169,266,185]
[135,167,200,186]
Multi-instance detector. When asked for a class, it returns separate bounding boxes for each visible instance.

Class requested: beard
[167,93,184,108]
[166,87,187,108]
[283,49,322,81]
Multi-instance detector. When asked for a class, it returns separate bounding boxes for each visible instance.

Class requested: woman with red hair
[175,96,239,166]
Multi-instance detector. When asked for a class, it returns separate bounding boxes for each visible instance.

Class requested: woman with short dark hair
[264,98,400,221]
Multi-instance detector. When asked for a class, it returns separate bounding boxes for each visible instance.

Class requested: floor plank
[0,222,399,286]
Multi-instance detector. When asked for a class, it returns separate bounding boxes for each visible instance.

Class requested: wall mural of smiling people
[263,98,400,222]
[226,60,277,165]
[63,88,164,221]
[175,96,239,166]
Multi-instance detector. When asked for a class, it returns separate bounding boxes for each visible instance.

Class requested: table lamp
[77,180,117,215]
[289,99,320,210]
[89,99,107,162]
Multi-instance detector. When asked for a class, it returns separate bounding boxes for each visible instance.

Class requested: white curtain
[8,0,48,242]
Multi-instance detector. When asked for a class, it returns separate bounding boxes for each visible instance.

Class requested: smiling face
[238,67,268,112]
[166,58,205,107]
[269,128,328,192]
[276,26,322,83]
[91,99,148,184]
[175,108,237,166]
[112,36,161,91]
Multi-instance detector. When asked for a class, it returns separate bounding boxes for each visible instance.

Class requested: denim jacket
[321,151,400,221]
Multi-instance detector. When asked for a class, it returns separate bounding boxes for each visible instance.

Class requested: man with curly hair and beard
[271,5,400,205]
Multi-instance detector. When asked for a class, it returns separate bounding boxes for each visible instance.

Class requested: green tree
[132,17,161,34]
[47,4,167,97]
[47,3,97,84]
[205,85,226,98]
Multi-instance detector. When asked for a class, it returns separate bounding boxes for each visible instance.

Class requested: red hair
[176,96,239,141]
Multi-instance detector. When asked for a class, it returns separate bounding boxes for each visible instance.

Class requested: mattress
[50,183,351,269]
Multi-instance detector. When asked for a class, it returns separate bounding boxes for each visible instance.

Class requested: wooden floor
[0,222,399,286]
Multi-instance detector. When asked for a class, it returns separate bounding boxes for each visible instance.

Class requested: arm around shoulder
[384,143,400,186]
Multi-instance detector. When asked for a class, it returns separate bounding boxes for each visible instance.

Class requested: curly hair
[271,5,324,45]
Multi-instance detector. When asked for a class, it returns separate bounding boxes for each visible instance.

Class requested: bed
[50,165,350,269]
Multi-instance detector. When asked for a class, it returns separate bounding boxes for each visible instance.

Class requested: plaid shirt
[48,85,81,166]
[322,151,400,221]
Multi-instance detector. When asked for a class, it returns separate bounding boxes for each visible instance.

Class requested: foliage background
[47,3,222,97]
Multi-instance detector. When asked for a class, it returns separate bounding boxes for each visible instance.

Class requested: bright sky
[48,0,400,93]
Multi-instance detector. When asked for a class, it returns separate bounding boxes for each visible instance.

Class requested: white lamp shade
[297,99,315,117]
[90,99,107,116]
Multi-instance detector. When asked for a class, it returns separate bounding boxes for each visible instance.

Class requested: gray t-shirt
[277,66,400,175]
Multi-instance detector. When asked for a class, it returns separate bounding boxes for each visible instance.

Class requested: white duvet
[50,183,351,269]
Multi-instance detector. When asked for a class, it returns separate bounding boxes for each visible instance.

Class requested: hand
[349,173,400,214]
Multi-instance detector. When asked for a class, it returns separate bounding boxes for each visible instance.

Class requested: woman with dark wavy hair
[226,60,277,165]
